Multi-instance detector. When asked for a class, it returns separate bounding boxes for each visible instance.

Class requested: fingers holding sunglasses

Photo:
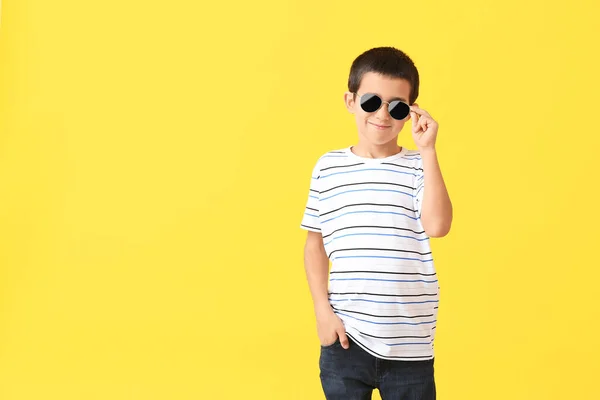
[406,104,440,150]
[411,106,437,133]
[418,115,438,135]
[413,117,431,135]
[410,103,420,132]
[411,110,419,133]
[409,105,432,118]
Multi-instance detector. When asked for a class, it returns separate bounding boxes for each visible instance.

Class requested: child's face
[345,72,412,147]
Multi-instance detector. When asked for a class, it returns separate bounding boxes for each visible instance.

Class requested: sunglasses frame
[354,92,411,121]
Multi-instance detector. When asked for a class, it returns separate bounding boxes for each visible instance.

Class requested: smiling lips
[369,122,391,130]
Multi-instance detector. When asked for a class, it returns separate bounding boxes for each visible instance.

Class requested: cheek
[355,112,370,124]
[394,119,408,131]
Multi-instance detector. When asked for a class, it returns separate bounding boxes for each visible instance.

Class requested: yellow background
[1,0,599,399]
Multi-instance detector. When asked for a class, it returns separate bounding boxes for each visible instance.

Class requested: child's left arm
[410,105,453,238]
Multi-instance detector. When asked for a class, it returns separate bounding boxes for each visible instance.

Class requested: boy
[300,47,453,400]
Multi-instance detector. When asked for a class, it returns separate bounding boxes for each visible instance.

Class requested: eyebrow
[388,96,408,103]
[358,92,409,103]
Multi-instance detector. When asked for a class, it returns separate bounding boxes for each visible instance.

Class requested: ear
[344,91,356,113]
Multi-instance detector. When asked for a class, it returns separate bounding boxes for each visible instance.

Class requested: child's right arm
[304,231,349,349]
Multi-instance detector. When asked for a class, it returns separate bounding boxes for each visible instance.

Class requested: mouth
[369,122,391,130]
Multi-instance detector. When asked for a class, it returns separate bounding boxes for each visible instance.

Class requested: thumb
[337,327,350,349]
[411,111,419,133]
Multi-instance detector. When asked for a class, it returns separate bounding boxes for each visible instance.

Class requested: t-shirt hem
[345,331,435,362]
[300,224,321,233]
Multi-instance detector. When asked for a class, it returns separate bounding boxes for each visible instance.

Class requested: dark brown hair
[348,47,420,104]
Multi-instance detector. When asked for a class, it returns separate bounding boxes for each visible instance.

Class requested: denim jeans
[319,336,436,400]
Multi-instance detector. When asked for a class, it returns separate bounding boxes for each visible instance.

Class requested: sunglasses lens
[389,101,410,120]
[359,93,382,113]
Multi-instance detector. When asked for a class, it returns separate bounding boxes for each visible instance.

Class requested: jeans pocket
[320,337,340,349]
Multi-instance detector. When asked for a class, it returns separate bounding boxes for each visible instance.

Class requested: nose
[374,101,391,121]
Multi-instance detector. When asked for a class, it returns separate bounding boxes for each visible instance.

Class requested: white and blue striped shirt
[301,146,438,361]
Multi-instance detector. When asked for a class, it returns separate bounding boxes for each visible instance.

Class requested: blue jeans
[319,336,436,400]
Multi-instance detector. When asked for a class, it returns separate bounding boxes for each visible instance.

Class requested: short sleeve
[413,156,425,219]
[300,160,321,232]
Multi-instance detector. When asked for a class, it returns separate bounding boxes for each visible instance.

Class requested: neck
[352,141,402,159]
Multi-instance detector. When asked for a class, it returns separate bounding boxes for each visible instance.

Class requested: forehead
[358,72,411,101]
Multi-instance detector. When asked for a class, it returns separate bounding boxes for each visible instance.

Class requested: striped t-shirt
[300,146,439,361]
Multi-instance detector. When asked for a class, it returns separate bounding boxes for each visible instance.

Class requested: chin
[359,126,399,145]
[366,134,397,146]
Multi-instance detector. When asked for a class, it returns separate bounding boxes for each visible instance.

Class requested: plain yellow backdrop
[1,0,599,399]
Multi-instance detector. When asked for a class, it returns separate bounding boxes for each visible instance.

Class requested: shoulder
[311,148,351,175]
[404,149,421,158]
[401,148,424,169]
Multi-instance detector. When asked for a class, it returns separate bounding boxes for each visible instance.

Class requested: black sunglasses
[355,93,411,120]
